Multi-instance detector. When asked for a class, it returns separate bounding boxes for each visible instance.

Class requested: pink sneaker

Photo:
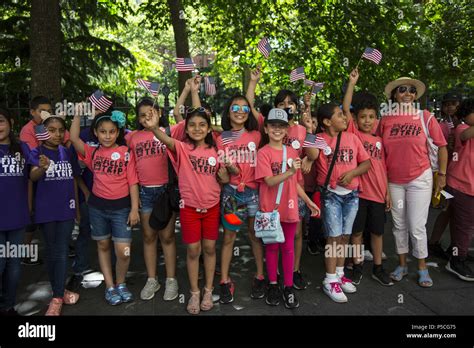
[339,276,357,293]
[63,290,80,305]
[322,280,348,303]
[45,298,63,316]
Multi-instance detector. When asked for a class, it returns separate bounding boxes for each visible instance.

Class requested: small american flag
[361,47,382,65]
[311,82,324,95]
[304,79,315,87]
[221,129,245,146]
[35,124,51,141]
[290,67,305,83]
[136,79,160,96]
[204,76,216,96]
[89,90,113,113]
[176,57,195,72]
[303,133,328,150]
[257,37,272,58]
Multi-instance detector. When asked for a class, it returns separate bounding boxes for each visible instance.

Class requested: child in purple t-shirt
[28,114,81,316]
[0,108,30,315]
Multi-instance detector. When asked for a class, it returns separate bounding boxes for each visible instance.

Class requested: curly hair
[455,98,474,120]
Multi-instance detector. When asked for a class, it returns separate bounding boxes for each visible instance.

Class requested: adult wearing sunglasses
[377,77,448,288]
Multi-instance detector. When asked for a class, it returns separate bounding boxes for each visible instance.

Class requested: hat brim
[384,78,426,100]
[266,119,289,125]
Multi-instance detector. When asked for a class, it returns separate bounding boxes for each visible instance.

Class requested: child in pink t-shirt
[215,94,265,304]
[445,98,474,281]
[255,108,320,309]
[127,97,186,302]
[342,68,393,287]
[70,109,139,306]
[143,107,229,315]
[315,103,370,303]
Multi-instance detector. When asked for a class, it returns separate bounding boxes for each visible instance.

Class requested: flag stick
[355,55,363,70]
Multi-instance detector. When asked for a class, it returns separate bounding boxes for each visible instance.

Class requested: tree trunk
[168,0,192,100]
[30,0,62,104]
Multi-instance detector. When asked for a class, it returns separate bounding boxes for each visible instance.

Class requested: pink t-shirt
[315,131,370,191]
[126,130,169,186]
[170,121,187,141]
[255,145,303,223]
[216,129,261,190]
[78,144,139,200]
[377,110,447,184]
[20,119,71,150]
[167,141,221,209]
[447,124,474,196]
[347,119,387,203]
[283,124,307,157]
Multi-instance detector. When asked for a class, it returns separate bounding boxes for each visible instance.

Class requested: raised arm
[190,75,202,108]
[342,68,359,121]
[246,67,261,122]
[143,108,176,152]
[173,78,191,122]
[70,106,86,156]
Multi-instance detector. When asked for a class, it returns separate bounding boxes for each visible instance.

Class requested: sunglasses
[187,107,209,116]
[397,86,417,94]
[231,104,250,113]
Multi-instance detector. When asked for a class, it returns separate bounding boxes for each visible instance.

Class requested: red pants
[179,204,220,244]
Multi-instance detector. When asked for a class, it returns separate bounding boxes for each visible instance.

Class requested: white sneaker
[140,278,161,300]
[338,275,357,293]
[163,278,179,301]
[322,280,348,303]
[364,250,374,262]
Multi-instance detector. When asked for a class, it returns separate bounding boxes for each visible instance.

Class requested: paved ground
[13,207,474,316]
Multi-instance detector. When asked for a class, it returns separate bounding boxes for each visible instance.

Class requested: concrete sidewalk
[13,207,474,316]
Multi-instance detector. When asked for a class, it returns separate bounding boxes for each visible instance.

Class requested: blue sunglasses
[231,104,250,113]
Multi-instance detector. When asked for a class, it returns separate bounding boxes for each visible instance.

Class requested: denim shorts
[139,185,167,214]
[221,184,259,231]
[89,206,132,243]
[322,190,359,238]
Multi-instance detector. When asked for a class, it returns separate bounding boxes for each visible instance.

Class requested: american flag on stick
[311,82,324,95]
[176,57,195,72]
[361,47,382,64]
[35,124,51,141]
[257,37,272,58]
[221,129,245,146]
[136,79,160,97]
[303,133,328,150]
[204,76,216,96]
[290,67,305,82]
[89,90,113,113]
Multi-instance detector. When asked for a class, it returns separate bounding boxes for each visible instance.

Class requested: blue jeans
[0,228,25,310]
[72,202,92,275]
[41,220,75,298]
[89,206,132,243]
[139,186,166,214]
[322,190,359,238]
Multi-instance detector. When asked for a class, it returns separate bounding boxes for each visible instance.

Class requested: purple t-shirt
[0,142,30,231]
[27,145,80,224]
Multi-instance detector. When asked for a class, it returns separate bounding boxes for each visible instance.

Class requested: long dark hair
[221,94,258,131]
[135,97,167,130]
[185,109,215,149]
[91,110,126,146]
[316,102,339,133]
[0,107,24,158]
[274,89,299,109]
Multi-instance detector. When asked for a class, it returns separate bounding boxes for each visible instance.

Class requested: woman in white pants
[377,77,448,287]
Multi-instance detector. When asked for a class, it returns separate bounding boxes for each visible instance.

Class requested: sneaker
[363,250,373,262]
[250,277,266,299]
[63,290,80,304]
[66,274,83,292]
[307,241,321,255]
[105,287,122,306]
[21,257,43,266]
[322,280,347,303]
[163,278,179,301]
[293,271,308,290]
[265,284,281,306]
[446,257,474,282]
[282,286,300,309]
[116,283,134,302]
[372,265,394,286]
[140,278,161,300]
[219,280,235,304]
[338,275,357,293]
[45,298,63,316]
[428,242,448,260]
[351,263,363,285]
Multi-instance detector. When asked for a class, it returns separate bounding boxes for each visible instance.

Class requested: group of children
[0,70,473,315]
